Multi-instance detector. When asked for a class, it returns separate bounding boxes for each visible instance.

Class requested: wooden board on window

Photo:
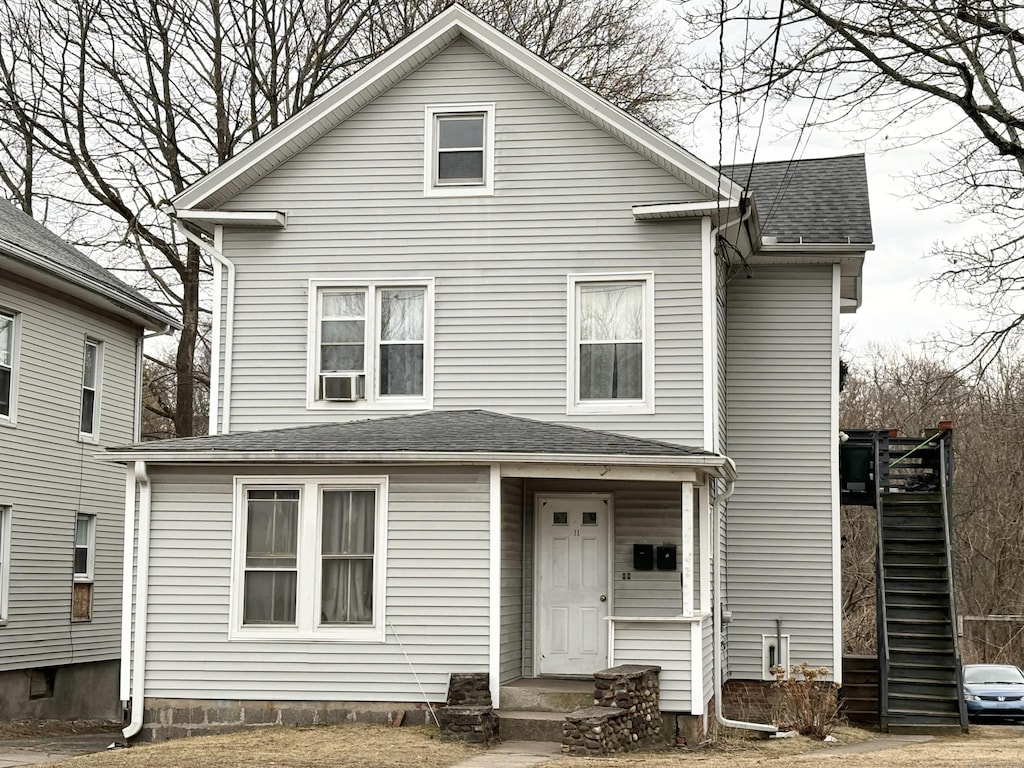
[72,582,92,621]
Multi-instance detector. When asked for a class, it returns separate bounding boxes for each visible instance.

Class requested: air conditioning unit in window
[320,374,365,402]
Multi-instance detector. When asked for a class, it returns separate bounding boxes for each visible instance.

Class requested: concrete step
[500,678,594,712]
[495,710,566,742]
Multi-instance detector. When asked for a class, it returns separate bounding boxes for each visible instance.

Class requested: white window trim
[306,279,434,411]
[423,103,495,197]
[566,272,655,415]
[229,475,389,643]
[0,309,20,427]
[79,338,103,443]
[73,513,96,583]
[0,506,10,622]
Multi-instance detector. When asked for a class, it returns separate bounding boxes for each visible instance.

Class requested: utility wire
[743,0,786,193]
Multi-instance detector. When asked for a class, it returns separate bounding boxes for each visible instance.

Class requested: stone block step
[495,710,566,742]
[500,679,594,713]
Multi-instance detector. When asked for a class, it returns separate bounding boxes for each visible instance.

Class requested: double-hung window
[568,273,654,414]
[80,339,102,440]
[233,477,387,641]
[424,104,495,196]
[311,282,432,408]
[0,311,17,423]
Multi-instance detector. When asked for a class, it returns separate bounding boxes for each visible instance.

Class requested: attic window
[424,104,495,197]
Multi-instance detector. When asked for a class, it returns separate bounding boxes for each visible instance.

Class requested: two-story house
[106,6,871,743]
[0,200,175,719]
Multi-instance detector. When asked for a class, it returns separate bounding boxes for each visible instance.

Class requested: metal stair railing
[874,433,891,731]
[937,432,970,732]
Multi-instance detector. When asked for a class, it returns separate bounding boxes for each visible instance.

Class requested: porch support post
[489,464,501,709]
[700,483,712,614]
[681,481,694,617]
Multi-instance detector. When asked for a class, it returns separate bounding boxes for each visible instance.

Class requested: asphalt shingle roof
[0,200,176,328]
[719,154,873,245]
[115,409,714,458]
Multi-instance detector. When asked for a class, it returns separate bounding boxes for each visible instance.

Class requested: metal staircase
[841,426,968,732]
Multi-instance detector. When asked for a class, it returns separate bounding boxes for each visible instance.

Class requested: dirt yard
[34,722,1024,768]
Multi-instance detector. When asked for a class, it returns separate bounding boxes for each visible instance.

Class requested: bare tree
[0,0,683,437]
[682,0,1024,367]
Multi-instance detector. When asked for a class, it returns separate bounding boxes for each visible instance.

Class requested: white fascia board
[757,243,874,255]
[175,210,287,228]
[98,449,737,478]
[632,201,739,221]
[172,5,736,211]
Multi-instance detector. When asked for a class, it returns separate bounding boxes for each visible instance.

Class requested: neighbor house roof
[719,154,873,246]
[104,409,733,476]
[0,200,178,331]
[170,4,742,216]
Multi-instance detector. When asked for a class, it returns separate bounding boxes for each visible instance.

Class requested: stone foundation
[561,664,661,755]
[436,672,497,745]
[138,699,437,742]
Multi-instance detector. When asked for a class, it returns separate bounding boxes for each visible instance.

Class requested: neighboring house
[108,6,871,742]
[0,201,176,719]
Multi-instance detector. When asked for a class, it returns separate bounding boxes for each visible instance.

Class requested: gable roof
[0,200,178,331]
[104,409,732,476]
[171,4,741,213]
[719,154,873,246]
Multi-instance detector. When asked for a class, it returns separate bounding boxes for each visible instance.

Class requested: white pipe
[123,461,152,740]
[118,467,136,703]
[711,459,777,734]
[171,216,235,436]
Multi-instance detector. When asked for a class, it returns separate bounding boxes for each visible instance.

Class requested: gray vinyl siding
[500,477,523,683]
[724,265,836,679]
[219,39,706,446]
[142,464,490,701]
[612,621,690,711]
[702,617,714,706]
[0,272,139,670]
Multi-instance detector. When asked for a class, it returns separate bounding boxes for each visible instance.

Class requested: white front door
[537,494,610,676]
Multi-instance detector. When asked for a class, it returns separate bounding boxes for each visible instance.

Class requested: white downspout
[712,465,776,734]
[170,215,235,436]
[123,460,152,740]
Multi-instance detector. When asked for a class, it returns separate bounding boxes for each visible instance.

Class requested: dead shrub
[769,662,842,739]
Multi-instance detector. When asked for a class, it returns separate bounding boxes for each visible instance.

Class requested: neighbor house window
[0,311,17,423]
[72,513,95,622]
[233,477,387,641]
[567,273,654,414]
[80,339,101,439]
[424,104,495,196]
[310,282,432,408]
[0,506,10,621]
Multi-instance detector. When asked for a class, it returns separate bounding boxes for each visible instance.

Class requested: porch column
[489,464,501,709]
[681,481,694,617]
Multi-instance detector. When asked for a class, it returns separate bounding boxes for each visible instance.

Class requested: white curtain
[243,490,299,624]
[321,490,375,624]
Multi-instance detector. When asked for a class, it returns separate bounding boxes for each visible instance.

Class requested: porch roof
[104,410,732,477]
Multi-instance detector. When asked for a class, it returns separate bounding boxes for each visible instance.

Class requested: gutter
[165,208,235,436]
[123,461,152,740]
[711,459,777,734]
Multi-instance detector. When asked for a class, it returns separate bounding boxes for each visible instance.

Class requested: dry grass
[29,721,1024,768]
[45,724,481,768]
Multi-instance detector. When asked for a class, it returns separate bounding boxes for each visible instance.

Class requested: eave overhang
[174,209,287,235]
[98,449,738,481]
[0,247,179,333]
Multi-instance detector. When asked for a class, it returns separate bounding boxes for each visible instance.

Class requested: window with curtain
[320,290,366,377]
[243,489,299,625]
[378,288,424,396]
[577,281,644,400]
[235,478,386,639]
[320,489,376,625]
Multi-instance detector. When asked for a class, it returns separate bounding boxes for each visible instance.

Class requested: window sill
[306,398,432,412]
[229,626,386,643]
[78,434,100,445]
[567,401,656,416]
[424,185,494,198]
